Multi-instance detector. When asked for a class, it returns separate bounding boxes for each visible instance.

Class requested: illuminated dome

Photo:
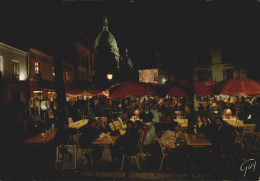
[94,16,119,60]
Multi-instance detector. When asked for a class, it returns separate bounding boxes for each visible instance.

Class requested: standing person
[139,104,157,157]
[151,103,162,135]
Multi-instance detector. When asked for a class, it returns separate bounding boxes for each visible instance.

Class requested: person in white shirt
[150,103,162,135]
[139,104,157,157]
[160,121,186,170]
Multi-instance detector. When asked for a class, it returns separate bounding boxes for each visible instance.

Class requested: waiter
[139,104,157,157]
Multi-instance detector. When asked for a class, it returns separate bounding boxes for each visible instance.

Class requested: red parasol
[109,81,157,99]
[211,77,260,96]
[202,81,217,88]
[167,80,214,97]
[66,80,107,96]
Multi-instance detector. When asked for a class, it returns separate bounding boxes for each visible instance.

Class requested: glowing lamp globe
[107,73,113,80]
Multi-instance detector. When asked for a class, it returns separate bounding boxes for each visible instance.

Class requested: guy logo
[240,159,257,178]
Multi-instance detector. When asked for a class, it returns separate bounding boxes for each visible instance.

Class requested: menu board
[55,145,77,169]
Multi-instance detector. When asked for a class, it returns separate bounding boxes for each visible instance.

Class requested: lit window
[35,61,39,74]
[12,60,19,80]
[52,67,55,77]
[78,71,81,80]
[66,71,70,81]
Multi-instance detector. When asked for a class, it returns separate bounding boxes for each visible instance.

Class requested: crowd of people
[65,95,260,172]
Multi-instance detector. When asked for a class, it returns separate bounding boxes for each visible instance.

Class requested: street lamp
[107,73,113,80]
[162,78,166,84]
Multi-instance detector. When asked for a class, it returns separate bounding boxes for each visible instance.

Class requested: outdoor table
[92,135,120,162]
[184,134,212,147]
[184,133,212,178]
[25,132,56,144]
[92,135,120,145]
[252,132,260,138]
[130,115,139,122]
[174,119,188,128]
[223,118,245,128]
[69,119,89,129]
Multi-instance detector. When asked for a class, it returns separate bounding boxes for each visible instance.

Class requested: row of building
[0,16,248,106]
[139,48,247,84]
[0,33,95,106]
[0,16,137,109]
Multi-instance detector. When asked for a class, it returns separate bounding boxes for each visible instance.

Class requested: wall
[75,42,94,81]
[0,42,28,81]
[138,68,159,83]
[0,42,28,104]
[28,48,53,81]
[62,60,74,83]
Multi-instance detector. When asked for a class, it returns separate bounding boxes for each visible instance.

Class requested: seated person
[79,119,101,148]
[111,121,140,164]
[108,114,127,136]
[159,111,173,136]
[134,120,144,138]
[159,122,186,169]
[211,117,235,155]
[160,122,185,152]
[197,115,214,140]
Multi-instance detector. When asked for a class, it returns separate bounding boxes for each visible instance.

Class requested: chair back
[68,117,73,125]
[137,131,144,148]
[157,138,167,156]
[73,134,81,149]
[243,124,256,135]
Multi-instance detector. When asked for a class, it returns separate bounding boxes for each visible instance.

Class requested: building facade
[193,49,247,82]
[0,42,28,104]
[73,29,95,81]
[93,16,120,83]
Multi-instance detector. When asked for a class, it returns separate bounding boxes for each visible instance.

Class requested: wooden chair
[238,124,256,153]
[243,124,256,136]
[157,138,169,171]
[73,134,94,168]
[68,117,74,125]
[137,131,144,155]
[121,137,141,171]
[121,153,140,171]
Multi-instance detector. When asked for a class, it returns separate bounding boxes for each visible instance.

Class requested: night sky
[1,0,260,79]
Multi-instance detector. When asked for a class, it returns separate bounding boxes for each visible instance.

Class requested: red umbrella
[212,77,260,96]
[109,81,157,99]
[202,81,217,88]
[167,80,214,97]
[66,80,107,96]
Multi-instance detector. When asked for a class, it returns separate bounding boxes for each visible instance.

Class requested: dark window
[78,71,81,80]
[12,92,20,103]
[222,52,237,64]
[226,69,233,79]
[198,71,210,82]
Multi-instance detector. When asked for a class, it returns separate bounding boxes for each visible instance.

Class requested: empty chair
[121,136,141,171]
[243,124,256,136]
[121,150,140,171]
[157,138,169,171]
[137,131,144,155]
[73,134,94,168]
